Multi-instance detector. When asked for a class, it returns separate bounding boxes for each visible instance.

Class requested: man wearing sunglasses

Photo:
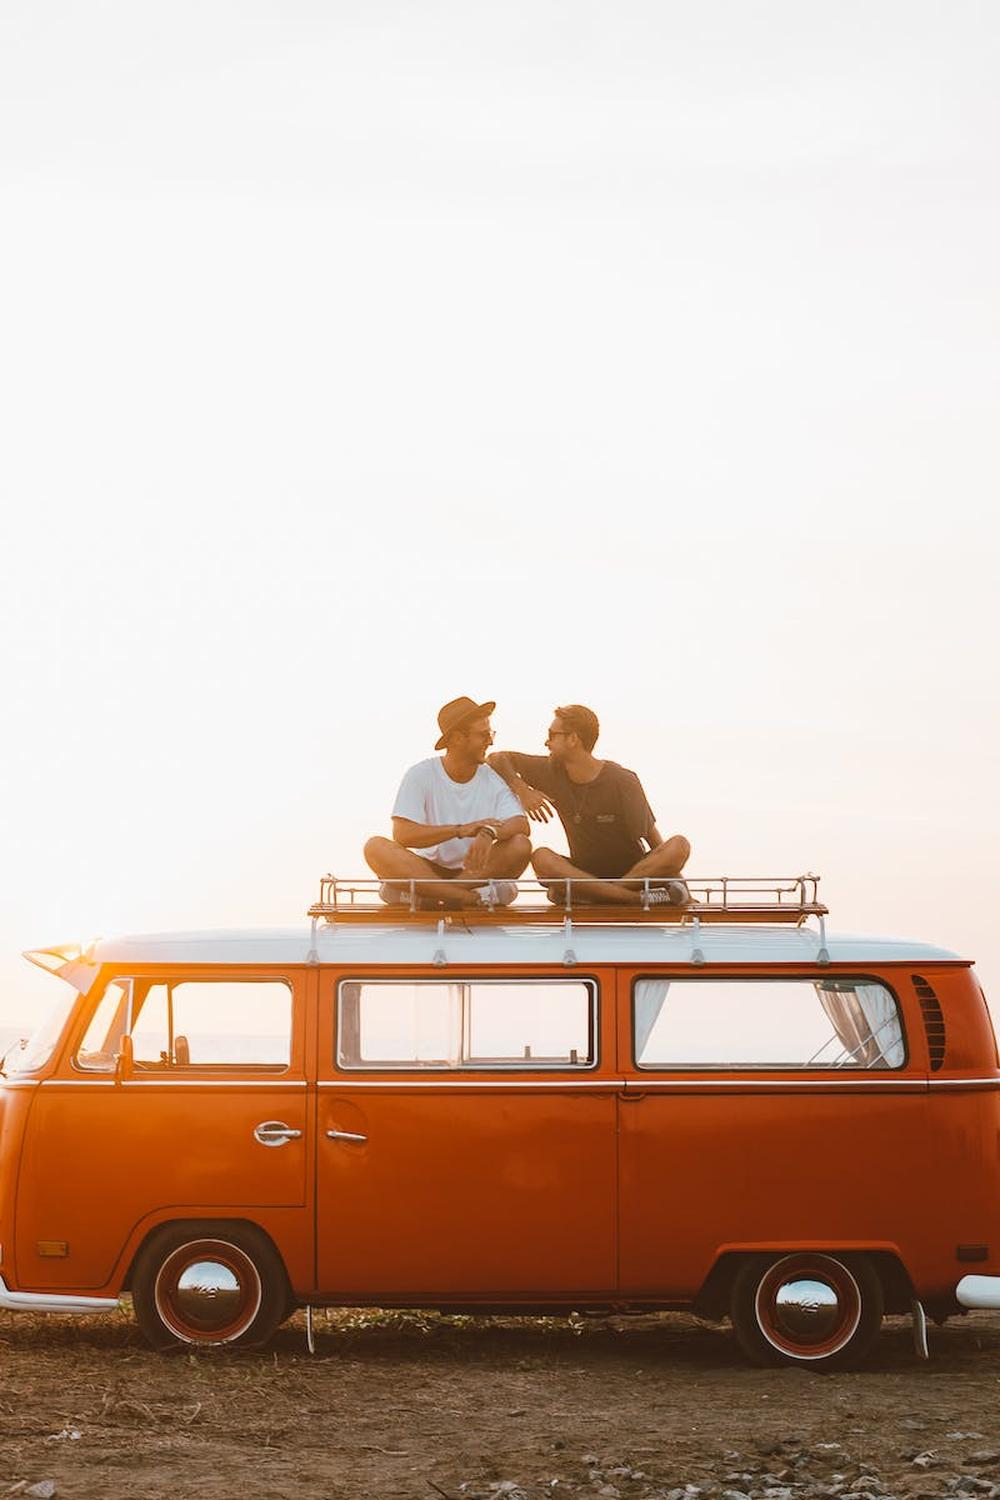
[365,696,531,910]
[489,705,690,906]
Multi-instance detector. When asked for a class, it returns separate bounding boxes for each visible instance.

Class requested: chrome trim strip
[318,1077,933,1090]
[930,1078,1000,1088]
[41,1079,116,1087]
[0,1273,119,1314]
[628,1078,927,1089]
[122,1079,306,1088]
[24,1076,999,1093]
[370,1076,994,1091]
[35,1079,306,1089]
[317,1079,624,1088]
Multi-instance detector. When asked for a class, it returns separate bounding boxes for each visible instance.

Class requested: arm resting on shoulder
[488,751,526,790]
[488,752,554,823]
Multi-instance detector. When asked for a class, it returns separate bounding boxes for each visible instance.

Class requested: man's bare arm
[462,814,531,874]
[391,816,488,849]
[644,823,664,851]
[488,752,554,823]
[391,814,529,850]
[496,814,531,841]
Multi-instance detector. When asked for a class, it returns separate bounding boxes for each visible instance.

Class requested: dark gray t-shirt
[508,754,656,879]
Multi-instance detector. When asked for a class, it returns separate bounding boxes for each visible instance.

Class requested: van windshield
[5,988,78,1074]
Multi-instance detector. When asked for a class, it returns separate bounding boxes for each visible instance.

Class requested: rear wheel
[731,1252,883,1370]
[132,1222,288,1351]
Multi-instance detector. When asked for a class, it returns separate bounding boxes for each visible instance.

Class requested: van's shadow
[5,1308,1000,1376]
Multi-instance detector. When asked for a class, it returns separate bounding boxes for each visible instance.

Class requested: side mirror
[116,1033,134,1080]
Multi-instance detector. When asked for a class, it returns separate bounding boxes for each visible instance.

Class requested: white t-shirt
[392,757,523,869]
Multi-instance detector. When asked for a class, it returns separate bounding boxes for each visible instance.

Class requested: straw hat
[434,696,496,750]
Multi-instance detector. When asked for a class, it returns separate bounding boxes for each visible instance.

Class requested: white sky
[2,1,998,1028]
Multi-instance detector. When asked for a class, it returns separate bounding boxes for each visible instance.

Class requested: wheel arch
[693,1247,914,1319]
[121,1216,292,1298]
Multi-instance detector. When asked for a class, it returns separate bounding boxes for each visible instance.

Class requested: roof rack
[308,874,826,927]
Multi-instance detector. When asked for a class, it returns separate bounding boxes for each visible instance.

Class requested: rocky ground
[3,1308,1000,1499]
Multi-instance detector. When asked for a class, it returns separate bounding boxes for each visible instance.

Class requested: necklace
[567,772,600,825]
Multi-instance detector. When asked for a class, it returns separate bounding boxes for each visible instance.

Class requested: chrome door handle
[254,1119,302,1147]
[326,1128,367,1143]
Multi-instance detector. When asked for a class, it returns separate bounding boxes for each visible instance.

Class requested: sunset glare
[2,1,998,1032]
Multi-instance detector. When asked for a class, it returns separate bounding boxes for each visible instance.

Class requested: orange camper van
[1,873,998,1370]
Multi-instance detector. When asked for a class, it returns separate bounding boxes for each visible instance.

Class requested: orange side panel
[316,1089,617,1297]
[15,1084,309,1290]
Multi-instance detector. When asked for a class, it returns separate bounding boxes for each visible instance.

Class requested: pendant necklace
[570,779,594,826]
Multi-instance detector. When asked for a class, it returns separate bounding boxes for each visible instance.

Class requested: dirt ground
[3,1307,1000,1500]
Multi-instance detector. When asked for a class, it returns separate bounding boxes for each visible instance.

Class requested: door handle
[254,1120,302,1147]
[618,1092,647,1103]
[326,1128,368,1143]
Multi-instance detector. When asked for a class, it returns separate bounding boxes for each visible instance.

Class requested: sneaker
[475,879,518,908]
[378,882,429,910]
[662,879,690,906]
[644,881,690,907]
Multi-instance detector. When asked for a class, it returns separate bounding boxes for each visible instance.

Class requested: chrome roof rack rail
[308,874,827,930]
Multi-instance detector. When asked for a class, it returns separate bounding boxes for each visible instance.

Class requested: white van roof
[84,924,964,969]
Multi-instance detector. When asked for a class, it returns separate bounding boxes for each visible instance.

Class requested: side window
[76,979,132,1072]
[338,980,595,1070]
[129,979,292,1070]
[633,977,905,1070]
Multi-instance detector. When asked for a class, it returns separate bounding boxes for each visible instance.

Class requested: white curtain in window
[635,979,670,1062]
[816,983,904,1068]
[447,983,464,1066]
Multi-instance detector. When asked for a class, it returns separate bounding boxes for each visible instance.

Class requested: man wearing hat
[364,697,531,909]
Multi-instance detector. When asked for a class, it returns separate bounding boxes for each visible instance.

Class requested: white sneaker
[645,881,689,907]
[378,882,426,910]
[476,879,518,908]
[644,888,672,907]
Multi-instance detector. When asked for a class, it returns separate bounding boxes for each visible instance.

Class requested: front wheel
[132,1222,289,1351]
[730,1252,883,1371]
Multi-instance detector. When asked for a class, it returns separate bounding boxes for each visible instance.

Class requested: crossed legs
[364,835,532,910]
[532,835,691,906]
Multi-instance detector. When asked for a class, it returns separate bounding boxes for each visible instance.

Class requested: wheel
[730,1252,883,1371]
[131,1222,289,1351]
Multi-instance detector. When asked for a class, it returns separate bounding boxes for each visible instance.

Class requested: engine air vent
[914,974,946,1071]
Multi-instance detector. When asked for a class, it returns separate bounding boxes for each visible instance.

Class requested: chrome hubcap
[154,1239,262,1343]
[755,1255,862,1359]
[174,1261,244,1326]
[772,1278,842,1341]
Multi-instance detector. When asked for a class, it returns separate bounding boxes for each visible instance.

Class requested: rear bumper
[956,1275,1000,1310]
[0,1274,118,1314]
